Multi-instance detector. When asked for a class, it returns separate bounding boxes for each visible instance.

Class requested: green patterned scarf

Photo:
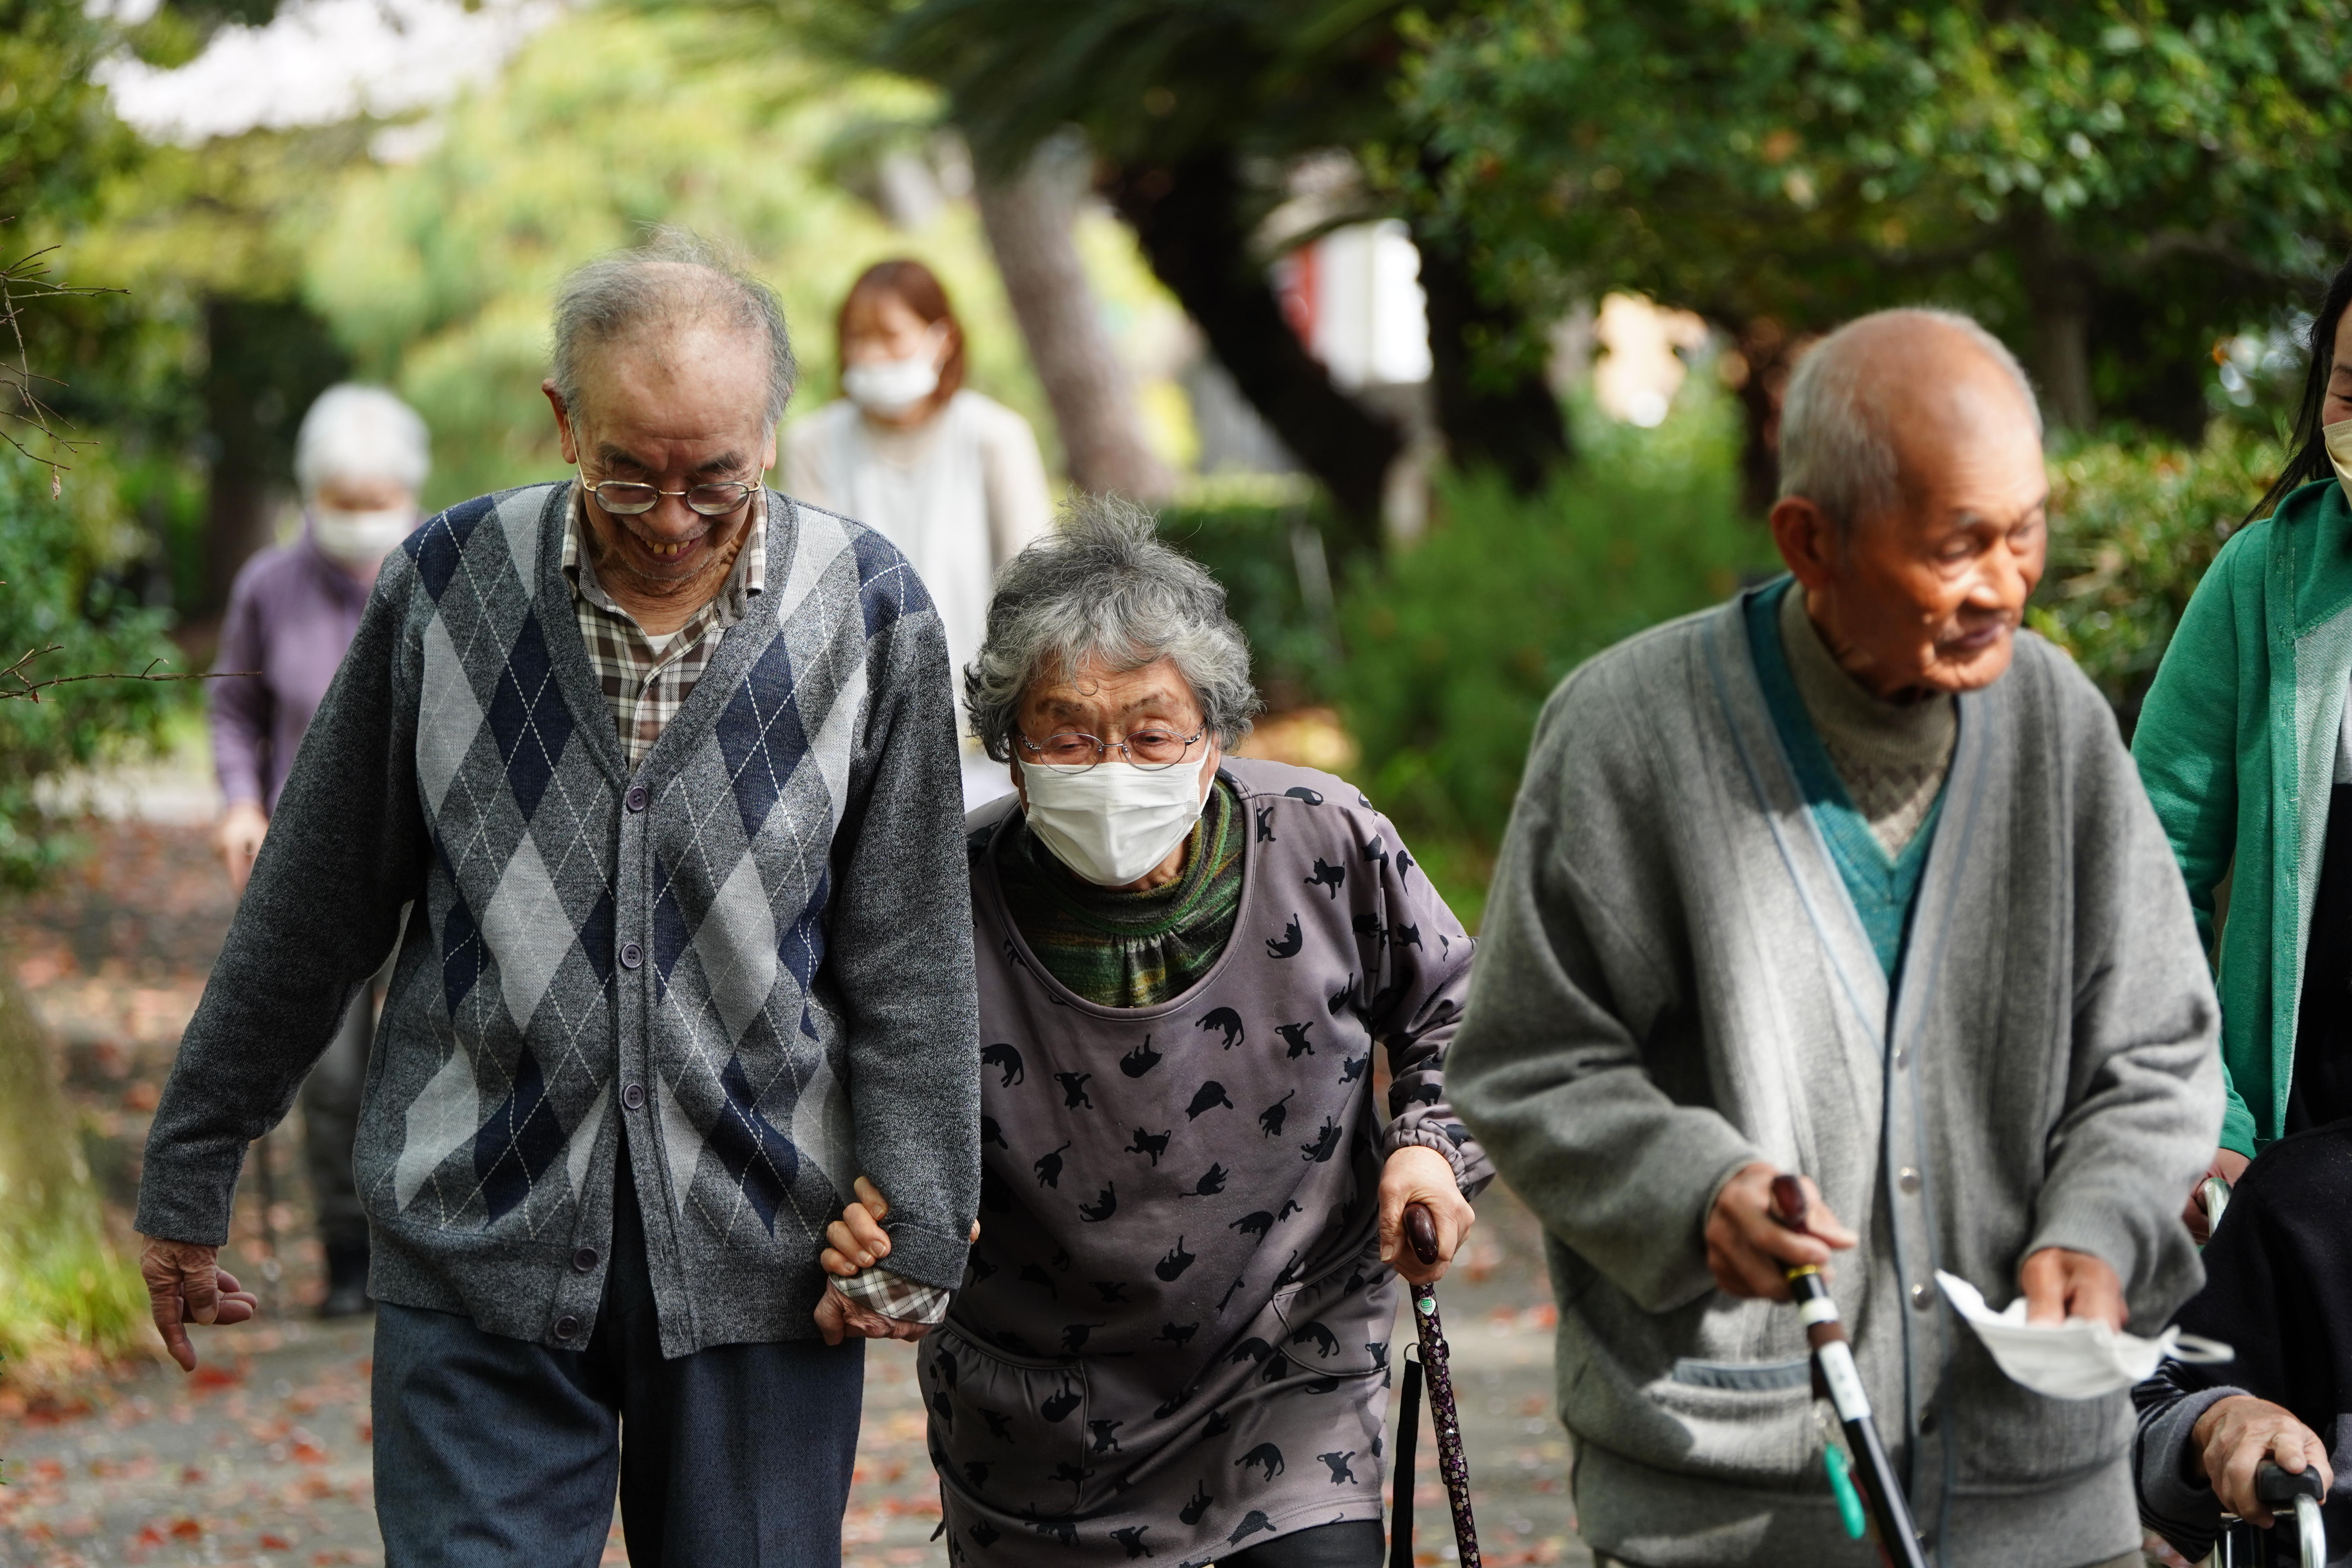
[996,777,1245,1007]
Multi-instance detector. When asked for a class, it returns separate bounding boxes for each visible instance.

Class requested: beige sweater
[1779,583,1956,855]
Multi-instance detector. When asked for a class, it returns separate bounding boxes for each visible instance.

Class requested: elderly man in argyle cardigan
[133,229,981,1567]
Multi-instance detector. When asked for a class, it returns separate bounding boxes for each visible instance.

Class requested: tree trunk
[0,965,87,1239]
[199,294,351,615]
[2022,215,2097,431]
[1411,218,1569,493]
[976,137,1178,503]
[1727,316,1809,519]
[1105,151,1400,557]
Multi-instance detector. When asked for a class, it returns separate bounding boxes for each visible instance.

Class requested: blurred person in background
[1448,308,2220,1568]
[822,502,1487,1566]
[2131,250,2352,1237]
[211,381,430,1318]
[784,258,1052,809]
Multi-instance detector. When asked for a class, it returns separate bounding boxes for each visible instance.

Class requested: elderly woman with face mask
[784,259,1051,809]
[819,499,1488,1567]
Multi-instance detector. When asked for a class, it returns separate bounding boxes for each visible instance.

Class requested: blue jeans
[371,1147,865,1567]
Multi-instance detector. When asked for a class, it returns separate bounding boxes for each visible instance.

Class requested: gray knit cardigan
[137,483,981,1357]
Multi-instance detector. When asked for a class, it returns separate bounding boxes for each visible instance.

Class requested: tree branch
[0,643,252,703]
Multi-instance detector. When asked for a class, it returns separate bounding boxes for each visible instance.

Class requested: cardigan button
[1909,1282,1932,1311]
[626,784,649,813]
[620,941,642,970]
[572,1247,599,1273]
[1897,1166,1921,1194]
[554,1314,581,1339]
[623,1082,646,1112]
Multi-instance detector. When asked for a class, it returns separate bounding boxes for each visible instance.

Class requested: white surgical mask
[312,506,416,566]
[2325,416,2352,508]
[841,348,942,417]
[1935,1271,2231,1400]
[1020,760,1208,887]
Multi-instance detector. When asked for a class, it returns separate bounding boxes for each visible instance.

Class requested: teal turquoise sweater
[2132,476,2352,1157]
[1744,579,1947,974]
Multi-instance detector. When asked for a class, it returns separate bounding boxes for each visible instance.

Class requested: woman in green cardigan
[2134,252,2352,1238]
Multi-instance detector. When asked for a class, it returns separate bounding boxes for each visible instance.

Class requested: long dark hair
[2253,249,2352,519]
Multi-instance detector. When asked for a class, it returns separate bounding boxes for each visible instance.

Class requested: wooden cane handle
[1405,1203,1441,1268]
[1769,1173,1809,1233]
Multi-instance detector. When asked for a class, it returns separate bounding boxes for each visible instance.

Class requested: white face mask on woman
[841,338,944,418]
[1020,760,1208,887]
[313,506,416,566]
[2326,416,2352,508]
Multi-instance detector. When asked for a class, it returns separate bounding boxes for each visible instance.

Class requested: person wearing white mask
[817,499,1487,1567]
[2134,252,2352,1239]
[784,258,1052,809]
[208,381,429,1317]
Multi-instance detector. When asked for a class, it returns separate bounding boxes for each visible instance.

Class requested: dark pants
[1221,1519,1385,1567]
[371,1148,865,1567]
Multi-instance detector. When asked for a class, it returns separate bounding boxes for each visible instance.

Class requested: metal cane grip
[1405,1201,1442,1268]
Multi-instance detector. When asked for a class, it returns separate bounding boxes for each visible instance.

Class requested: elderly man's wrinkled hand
[813,1281,935,1347]
[2018,1246,2125,1331]
[1377,1145,1475,1286]
[1704,1163,1857,1301]
[2194,1395,2331,1528]
[140,1237,259,1373]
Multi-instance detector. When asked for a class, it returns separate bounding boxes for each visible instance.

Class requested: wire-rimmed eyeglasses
[1017,726,1206,773]
[585,479,760,517]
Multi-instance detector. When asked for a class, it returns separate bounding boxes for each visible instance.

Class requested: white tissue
[1934,1270,2231,1400]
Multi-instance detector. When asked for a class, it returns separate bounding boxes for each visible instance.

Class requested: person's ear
[1768,495,1842,593]
[543,379,581,466]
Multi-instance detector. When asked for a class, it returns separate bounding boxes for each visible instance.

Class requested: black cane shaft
[1783,1269,1927,1568]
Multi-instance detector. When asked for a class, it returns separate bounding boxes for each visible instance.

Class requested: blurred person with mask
[2132,250,2352,1233]
[822,500,1488,1566]
[210,381,430,1318]
[1446,308,2222,1567]
[784,258,1052,809]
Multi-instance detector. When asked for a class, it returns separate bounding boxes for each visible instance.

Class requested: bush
[1152,478,1339,710]
[2027,421,2287,731]
[0,447,185,885]
[1330,394,1775,920]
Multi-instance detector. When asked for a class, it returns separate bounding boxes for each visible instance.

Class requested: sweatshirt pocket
[922,1326,1098,1520]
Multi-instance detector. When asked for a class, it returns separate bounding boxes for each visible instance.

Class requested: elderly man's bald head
[1779,309,2042,534]
[1768,307,2049,699]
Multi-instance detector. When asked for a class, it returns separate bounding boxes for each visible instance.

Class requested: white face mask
[313,506,415,566]
[2325,416,2352,508]
[841,335,945,417]
[1020,760,1209,887]
[1935,1271,2231,1400]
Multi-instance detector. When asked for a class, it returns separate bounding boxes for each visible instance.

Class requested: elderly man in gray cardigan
[133,230,980,1567]
[1448,307,2221,1568]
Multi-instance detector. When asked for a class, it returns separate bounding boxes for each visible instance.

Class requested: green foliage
[1406,1,2352,422]
[0,448,184,886]
[1154,482,1337,707]
[0,1214,150,1383]
[1331,392,1774,915]
[304,7,1049,510]
[2028,421,2288,717]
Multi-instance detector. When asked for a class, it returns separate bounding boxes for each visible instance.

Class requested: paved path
[0,812,1590,1566]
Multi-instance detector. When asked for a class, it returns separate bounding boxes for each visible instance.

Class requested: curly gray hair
[964,495,1261,762]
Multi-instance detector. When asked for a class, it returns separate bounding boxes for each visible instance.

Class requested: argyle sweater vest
[138,483,982,1356]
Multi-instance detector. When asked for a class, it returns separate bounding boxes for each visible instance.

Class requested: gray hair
[294,384,430,499]
[550,227,796,427]
[1778,306,2042,530]
[965,495,1261,762]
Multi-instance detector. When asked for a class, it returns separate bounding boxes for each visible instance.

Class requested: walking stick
[1768,1175,1927,1568]
[1389,1202,1481,1568]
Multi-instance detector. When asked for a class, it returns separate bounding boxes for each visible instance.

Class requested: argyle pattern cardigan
[137,483,981,1357]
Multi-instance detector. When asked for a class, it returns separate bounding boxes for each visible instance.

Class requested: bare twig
[0,642,253,702]
[0,222,130,487]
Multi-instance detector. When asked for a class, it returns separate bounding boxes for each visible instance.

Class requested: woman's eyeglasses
[1018,727,1205,773]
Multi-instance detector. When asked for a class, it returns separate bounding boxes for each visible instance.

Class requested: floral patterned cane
[1402,1203,1481,1568]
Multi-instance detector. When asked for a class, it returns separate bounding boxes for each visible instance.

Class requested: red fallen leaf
[31,1459,65,1483]
[180,1465,206,1485]
[190,1363,243,1389]
[170,1517,203,1539]
[260,1533,294,1549]
[289,1440,328,1464]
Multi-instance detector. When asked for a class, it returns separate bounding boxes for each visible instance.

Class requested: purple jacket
[210,530,376,812]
